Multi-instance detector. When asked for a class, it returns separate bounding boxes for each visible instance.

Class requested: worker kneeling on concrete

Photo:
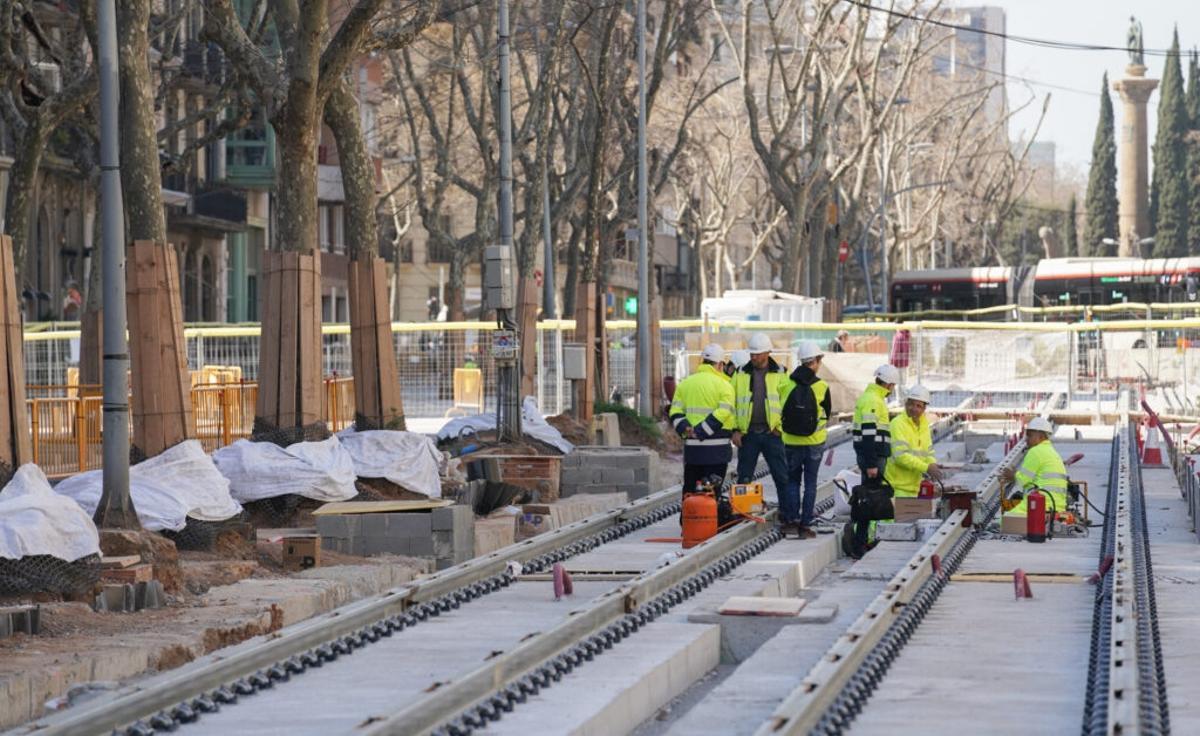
[884,384,943,501]
[731,335,790,528]
[1001,417,1068,518]
[670,344,737,492]
[777,341,832,538]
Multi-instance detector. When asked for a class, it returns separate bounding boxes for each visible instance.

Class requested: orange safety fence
[27,376,356,477]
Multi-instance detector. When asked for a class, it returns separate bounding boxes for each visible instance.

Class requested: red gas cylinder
[681,492,718,549]
[1026,490,1047,543]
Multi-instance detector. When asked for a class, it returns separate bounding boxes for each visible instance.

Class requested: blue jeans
[736,431,790,502]
[786,443,826,527]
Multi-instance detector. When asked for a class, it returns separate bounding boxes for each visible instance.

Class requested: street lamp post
[635,0,651,417]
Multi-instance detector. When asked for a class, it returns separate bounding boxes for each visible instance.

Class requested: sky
[988,0,1200,176]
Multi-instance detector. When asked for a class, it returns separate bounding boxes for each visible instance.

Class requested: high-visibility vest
[669,364,736,466]
[852,383,892,458]
[732,364,787,433]
[779,378,830,446]
[884,413,935,497]
[1009,440,1069,516]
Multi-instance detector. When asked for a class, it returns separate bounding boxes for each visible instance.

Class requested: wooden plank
[718,596,808,617]
[949,573,1087,584]
[133,241,164,455]
[100,555,142,569]
[347,261,366,417]
[349,260,376,424]
[311,499,455,516]
[298,253,321,425]
[163,243,195,439]
[0,236,15,464]
[155,242,183,450]
[256,252,281,422]
[277,252,300,427]
[124,242,145,447]
[373,258,402,423]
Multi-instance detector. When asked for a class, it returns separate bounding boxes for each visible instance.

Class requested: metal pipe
[96,0,133,528]
[636,0,651,417]
[496,0,520,438]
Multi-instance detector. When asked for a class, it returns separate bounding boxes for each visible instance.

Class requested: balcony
[224,123,276,190]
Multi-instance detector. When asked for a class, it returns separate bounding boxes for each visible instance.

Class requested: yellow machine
[730,482,765,516]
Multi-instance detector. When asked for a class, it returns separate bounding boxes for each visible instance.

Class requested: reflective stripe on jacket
[1009,440,1069,516]
[853,383,893,463]
[669,364,736,465]
[884,413,934,497]
[732,360,786,433]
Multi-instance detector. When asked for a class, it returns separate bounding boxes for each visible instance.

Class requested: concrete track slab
[1141,465,1200,733]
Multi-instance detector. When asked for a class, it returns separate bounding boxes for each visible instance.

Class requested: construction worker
[726,349,751,379]
[1001,417,1068,516]
[670,344,737,492]
[731,334,789,528]
[778,341,832,538]
[884,384,943,498]
[847,364,900,556]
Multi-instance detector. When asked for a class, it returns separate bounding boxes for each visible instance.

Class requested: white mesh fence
[20,321,1200,419]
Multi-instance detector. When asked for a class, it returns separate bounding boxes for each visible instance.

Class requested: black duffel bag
[850,477,895,523]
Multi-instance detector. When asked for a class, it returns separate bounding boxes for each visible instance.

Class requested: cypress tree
[1065,194,1079,256]
[1187,49,1200,253]
[1083,73,1119,257]
[1151,29,1190,258]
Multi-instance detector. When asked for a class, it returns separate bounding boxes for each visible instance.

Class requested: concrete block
[360,515,390,537]
[407,536,435,557]
[618,483,651,500]
[876,522,919,542]
[432,505,472,531]
[598,468,636,484]
[385,514,433,537]
[316,515,351,537]
[633,467,651,483]
[796,604,839,623]
[561,468,600,486]
[718,596,807,616]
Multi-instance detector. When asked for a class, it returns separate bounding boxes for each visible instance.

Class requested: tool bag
[850,477,895,523]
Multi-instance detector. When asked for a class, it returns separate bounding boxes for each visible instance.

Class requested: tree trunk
[326,81,405,430]
[81,187,103,394]
[4,123,50,293]
[0,235,32,479]
[562,219,581,317]
[117,0,192,461]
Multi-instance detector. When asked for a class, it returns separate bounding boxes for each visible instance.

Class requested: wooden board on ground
[718,596,808,617]
[312,499,454,516]
[949,572,1086,584]
[100,555,142,569]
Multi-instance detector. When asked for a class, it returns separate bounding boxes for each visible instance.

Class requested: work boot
[796,526,818,539]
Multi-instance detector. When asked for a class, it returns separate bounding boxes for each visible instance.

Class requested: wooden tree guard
[574,281,596,422]
[0,236,31,472]
[637,297,664,417]
[256,251,324,430]
[126,240,194,457]
[348,257,404,429]
[517,275,539,400]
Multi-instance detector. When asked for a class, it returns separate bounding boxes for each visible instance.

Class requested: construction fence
[20,318,1200,474]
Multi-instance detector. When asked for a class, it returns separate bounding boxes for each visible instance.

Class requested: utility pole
[93,0,136,528]
[635,0,651,417]
[494,0,521,439]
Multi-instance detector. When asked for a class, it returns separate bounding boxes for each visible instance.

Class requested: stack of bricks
[316,505,474,570]
[560,447,660,500]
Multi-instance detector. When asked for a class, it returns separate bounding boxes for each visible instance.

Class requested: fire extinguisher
[919,478,937,498]
[1026,490,1047,543]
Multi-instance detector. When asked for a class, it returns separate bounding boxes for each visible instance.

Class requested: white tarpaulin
[213,435,358,503]
[0,464,101,561]
[336,429,444,499]
[55,440,242,532]
[438,397,574,455]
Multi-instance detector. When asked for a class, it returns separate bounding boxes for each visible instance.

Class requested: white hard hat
[905,384,932,404]
[797,340,824,362]
[747,333,774,354]
[701,344,725,363]
[1026,417,1054,434]
[730,350,751,369]
[874,364,900,385]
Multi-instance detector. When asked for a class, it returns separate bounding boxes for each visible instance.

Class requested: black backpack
[781,381,819,436]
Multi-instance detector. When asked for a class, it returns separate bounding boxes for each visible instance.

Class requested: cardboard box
[282,536,321,571]
[893,498,938,522]
[1000,514,1028,536]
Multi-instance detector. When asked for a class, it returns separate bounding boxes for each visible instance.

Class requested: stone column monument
[1112,17,1157,257]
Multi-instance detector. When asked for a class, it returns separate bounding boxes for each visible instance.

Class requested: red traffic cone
[1141,423,1166,467]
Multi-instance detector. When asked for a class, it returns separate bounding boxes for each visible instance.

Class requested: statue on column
[1127,16,1144,66]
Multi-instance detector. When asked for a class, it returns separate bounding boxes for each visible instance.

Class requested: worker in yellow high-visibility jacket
[884,384,944,497]
[1002,416,1068,517]
[845,364,899,557]
[670,344,737,492]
